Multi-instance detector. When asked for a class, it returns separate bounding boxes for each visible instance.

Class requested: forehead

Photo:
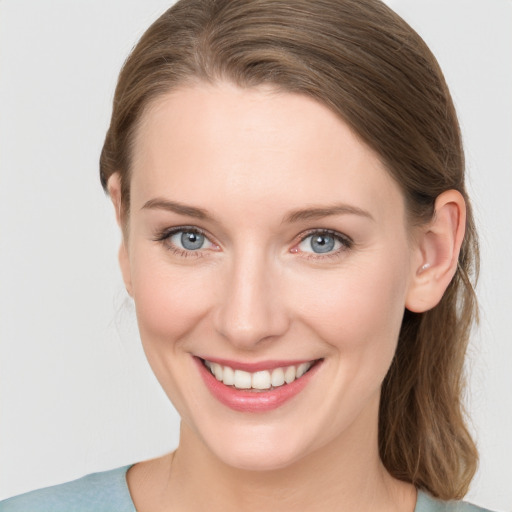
[130,82,405,226]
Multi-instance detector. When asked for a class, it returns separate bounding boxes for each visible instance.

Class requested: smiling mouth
[201,358,320,391]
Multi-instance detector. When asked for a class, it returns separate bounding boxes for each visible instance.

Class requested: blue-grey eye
[169,230,212,251]
[298,232,342,254]
[181,231,204,250]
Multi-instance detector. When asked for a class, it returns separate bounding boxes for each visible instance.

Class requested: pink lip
[194,357,322,413]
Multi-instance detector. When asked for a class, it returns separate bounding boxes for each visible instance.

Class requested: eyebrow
[284,204,374,223]
[142,198,374,223]
[142,198,211,220]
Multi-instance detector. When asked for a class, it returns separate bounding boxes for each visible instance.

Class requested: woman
[0,0,498,510]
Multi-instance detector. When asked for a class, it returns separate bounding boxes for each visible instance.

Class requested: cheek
[129,251,214,346]
[292,253,409,356]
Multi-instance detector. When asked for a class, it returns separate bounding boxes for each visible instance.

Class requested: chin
[202,424,313,472]
[216,447,304,472]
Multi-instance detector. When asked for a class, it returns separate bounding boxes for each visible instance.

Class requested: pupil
[181,232,204,250]
[311,235,335,253]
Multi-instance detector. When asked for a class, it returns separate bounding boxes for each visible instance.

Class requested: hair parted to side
[100,0,479,499]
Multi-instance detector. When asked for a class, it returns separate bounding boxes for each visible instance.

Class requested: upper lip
[196,356,319,372]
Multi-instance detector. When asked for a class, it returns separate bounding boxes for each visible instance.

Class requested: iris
[181,231,205,250]
[310,234,335,253]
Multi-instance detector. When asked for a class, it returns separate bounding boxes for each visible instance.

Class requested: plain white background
[0,1,510,509]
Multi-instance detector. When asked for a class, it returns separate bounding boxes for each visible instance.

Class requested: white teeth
[212,363,223,381]
[222,365,235,386]
[284,365,296,384]
[204,359,315,390]
[234,369,252,389]
[296,362,312,378]
[252,370,271,390]
[271,367,285,387]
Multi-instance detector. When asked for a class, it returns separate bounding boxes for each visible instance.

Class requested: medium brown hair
[100,0,479,499]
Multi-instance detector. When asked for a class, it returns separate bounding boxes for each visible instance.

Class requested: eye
[170,230,212,251]
[294,230,352,257]
[154,227,219,256]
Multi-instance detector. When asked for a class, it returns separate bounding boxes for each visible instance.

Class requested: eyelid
[291,228,353,257]
[153,225,352,259]
[153,225,221,256]
[153,225,207,241]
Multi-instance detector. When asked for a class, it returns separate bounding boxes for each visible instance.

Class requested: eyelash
[153,226,215,258]
[153,226,353,260]
[292,229,354,260]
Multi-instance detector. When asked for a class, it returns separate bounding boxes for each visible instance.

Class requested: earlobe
[405,190,466,313]
[107,173,133,297]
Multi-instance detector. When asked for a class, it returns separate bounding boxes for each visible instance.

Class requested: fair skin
[108,82,465,512]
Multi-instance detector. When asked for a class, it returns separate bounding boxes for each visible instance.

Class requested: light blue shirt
[0,465,495,511]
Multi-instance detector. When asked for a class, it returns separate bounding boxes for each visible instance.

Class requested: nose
[213,249,290,350]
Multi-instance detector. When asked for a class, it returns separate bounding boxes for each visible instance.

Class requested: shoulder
[0,465,135,512]
[416,490,497,512]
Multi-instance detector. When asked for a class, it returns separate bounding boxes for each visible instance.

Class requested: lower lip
[195,357,322,413]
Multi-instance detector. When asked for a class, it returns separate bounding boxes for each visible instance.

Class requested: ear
[405,190,466,313]
[107,173,133,297]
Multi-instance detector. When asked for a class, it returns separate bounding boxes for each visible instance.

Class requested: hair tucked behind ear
[100,0,479,498]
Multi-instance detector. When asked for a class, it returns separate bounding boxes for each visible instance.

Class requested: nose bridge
[214,243,289,348]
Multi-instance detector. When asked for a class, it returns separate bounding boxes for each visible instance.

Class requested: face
[118,82,420,471]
